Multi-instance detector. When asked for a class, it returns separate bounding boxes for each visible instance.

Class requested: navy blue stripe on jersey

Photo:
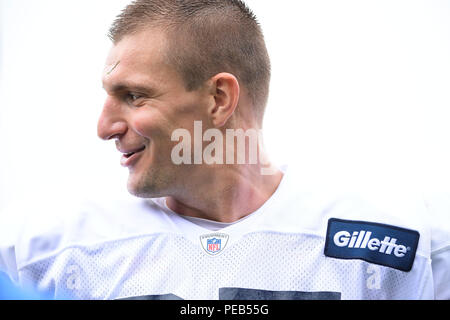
[118,293,183,300]
[219,288,341,300]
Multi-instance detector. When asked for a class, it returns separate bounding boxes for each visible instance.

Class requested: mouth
[120,146,146,167]
[123,146,146,158]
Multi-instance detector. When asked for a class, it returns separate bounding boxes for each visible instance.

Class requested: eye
[125,92,144,105]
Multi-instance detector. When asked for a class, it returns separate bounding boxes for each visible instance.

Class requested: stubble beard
[127,164,177,199]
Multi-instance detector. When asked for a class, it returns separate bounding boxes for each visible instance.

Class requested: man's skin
[98,28,283,223]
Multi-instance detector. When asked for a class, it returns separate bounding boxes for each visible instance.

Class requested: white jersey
[0,167,449,300]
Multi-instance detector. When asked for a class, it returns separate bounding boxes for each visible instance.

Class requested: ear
[208,73,240,128]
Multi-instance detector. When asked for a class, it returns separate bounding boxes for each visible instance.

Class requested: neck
[166,163,283,223]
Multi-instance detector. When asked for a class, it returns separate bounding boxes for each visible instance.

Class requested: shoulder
[12,193,172,269]
[273,166,447,257]
[421,193,450,252]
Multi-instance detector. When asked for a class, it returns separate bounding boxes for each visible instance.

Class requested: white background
[1,1,450,230]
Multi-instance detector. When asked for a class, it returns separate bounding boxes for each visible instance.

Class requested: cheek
[131,110,161,137]
[130,95,209,139]
[131,110,180,149]
[132,116,152,138]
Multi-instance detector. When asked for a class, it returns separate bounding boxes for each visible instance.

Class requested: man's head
[98,0,271,198]
[108,0,271,120]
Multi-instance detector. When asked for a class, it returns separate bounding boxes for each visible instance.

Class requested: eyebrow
[104,82,156,96]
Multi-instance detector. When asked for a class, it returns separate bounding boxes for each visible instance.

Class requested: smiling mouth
[121,145,146,167]
[123,146,145,159]
[124,146,146,158]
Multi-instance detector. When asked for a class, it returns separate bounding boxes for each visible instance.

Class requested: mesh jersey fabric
[0,166,449,300]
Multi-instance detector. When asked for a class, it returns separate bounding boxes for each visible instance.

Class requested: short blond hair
[109,0,271,124]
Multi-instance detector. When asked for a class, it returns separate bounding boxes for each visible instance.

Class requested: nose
[97,96,128,140]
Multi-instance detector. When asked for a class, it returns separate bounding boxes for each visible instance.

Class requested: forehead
[102,29,176,90]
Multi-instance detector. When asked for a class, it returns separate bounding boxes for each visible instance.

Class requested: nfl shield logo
[207,238,221,253]
[200,233,229,256]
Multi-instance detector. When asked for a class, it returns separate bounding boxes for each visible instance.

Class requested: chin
[127,178,151,198]
[126,170,165,199]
